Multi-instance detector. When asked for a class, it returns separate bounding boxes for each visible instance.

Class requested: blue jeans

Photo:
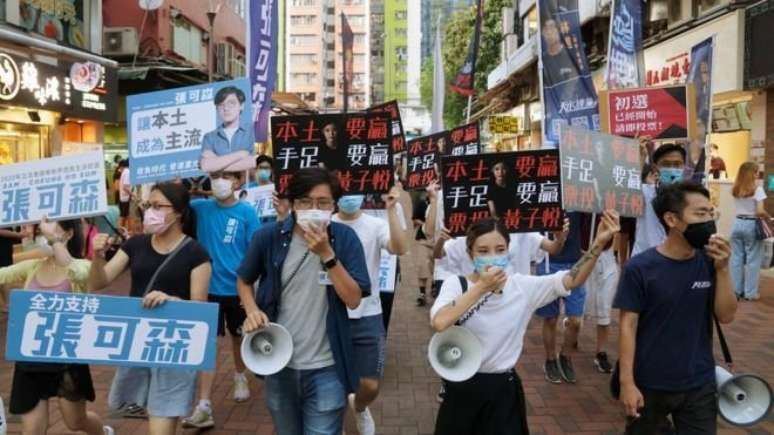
[534,260,586,317]
[265,366,346,435]
[730,218,764,298]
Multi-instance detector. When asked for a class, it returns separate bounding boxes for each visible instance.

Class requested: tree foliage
[420,0,509,129]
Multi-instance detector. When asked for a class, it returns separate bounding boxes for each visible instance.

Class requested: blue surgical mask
[659,167,684,185]
[257,168,272,182]
[473,254,510,274]
[338,195,365,214]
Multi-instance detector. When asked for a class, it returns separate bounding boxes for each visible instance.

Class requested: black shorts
[209,295,247,337]
[118,201,130,218]
[10,363,95,414]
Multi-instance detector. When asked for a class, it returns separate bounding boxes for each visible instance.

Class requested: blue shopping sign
[5,290,218,370]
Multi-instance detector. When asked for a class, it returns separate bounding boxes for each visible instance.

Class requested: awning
[470,62,538,122]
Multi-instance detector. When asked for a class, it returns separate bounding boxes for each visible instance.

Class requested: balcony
[487,35,537,90]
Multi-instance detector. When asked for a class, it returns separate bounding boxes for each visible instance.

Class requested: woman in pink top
[0,218,113,435]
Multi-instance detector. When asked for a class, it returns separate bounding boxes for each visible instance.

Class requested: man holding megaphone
[429,211,620,434]
[614,182,738,434]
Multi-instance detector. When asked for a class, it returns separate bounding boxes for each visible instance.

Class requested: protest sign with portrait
[405,122,481,190]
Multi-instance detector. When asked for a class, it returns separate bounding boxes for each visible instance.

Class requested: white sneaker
[348,394,375,435]
[103,426,115,435]
[233,373,250,403]
[181,404,215,429]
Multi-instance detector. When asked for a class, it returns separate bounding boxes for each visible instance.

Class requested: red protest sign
[600,85,696,141]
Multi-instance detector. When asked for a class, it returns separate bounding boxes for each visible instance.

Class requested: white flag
[432,17,445,134]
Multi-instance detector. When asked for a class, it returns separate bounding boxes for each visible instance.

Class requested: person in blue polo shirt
[182,171,261,429]
[236,167,370,435]
[615,182,737,434]
[199,86,256,173]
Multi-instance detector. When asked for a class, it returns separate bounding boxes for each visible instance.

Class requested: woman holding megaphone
[430,212,620,434]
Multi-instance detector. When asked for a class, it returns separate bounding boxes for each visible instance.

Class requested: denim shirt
[201,124,255,155]
[236,215,371,393]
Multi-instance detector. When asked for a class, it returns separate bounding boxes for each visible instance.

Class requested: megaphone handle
[713,315,733,366]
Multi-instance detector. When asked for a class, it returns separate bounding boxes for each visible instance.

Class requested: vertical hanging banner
[538,0,599,146]
[341,13,354,113]
[440,150,564,237]
[559,125,644,217]
[248,0,279,143]
[432,16,446,133]
[271,114,393,194]
[686,37,714,184]
[449,0,484,96]
[605,0,643,90]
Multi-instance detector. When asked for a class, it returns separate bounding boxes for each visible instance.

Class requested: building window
[290,15,316,26]
[695,0,730,16]
[291,0,315,6]
[291,54,318,64]
[395,11,407,20]
[353,33,365,44]
[172,17,204,64]
[291,72,318,84]
[299,92,316,102]
[229,0,246,18]
[290,34,318,46]
[346,15,365,27]
[523,6,537,42]
[395,28,407,38]
[342,0,364,5]
[354,53,366,64]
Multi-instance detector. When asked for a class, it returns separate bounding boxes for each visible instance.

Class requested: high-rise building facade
[383,0,408,102]
[420,0,474,61]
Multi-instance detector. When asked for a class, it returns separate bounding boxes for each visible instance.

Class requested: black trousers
[435,370,529,435]
[625,383,718,435]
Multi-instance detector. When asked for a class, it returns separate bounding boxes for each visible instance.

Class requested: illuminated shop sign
[0,50,117,122]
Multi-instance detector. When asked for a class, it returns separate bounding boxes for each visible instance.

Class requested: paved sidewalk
[2,252,773,434]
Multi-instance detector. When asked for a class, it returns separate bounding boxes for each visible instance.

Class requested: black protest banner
[367,100,405,154]
[440,149,564,237]
[272,113,393,194]
[559,125,645,217]
[444,122,481,156]
[405,121,481,190]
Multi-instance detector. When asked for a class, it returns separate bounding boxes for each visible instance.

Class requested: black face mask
[682,220,716,250]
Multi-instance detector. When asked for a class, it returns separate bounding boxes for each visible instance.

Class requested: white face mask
[296,209,332,228]
[211,177,234,200]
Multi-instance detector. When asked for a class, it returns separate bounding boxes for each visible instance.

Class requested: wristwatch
[322,256,338,270]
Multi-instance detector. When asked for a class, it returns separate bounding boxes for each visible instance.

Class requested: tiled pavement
[2,248,773,434]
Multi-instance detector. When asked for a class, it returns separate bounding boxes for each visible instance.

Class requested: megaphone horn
[716,365,772,427]
[428,326,482,382]
[241,323,293,376]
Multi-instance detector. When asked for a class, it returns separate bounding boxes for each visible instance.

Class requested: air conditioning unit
[216,42,233,76]
[103,27,138,56]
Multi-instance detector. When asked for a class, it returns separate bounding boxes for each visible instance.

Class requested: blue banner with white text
[249,0,279,142]
[538,0,599,146]
[685,37,713,185]
[606,0,643,90]
[5,290,218,370]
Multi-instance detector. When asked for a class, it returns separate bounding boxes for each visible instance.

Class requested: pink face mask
[143,208,174,235]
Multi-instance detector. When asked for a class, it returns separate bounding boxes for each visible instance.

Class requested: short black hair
[214,86,246,105]
[151,182,196,237]
[56,219,84,259]
[118,159,129,168]
[652,144,686,165]
[286,167,342,202]
[465,218,510,254]
[651,181,711,232]
[256,155,274,167]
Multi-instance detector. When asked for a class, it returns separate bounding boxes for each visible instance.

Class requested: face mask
[338,195,364,214]
[659,167,684,185]
[257,169,272,182]
[296,209,332,228]
[211,177,234,200]
[682,220,716,250]
[473,254,510,274]
[144,208,174,235]
[35,235,54,256]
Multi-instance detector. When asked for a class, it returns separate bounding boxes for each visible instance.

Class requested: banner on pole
[559,125,644,217]
[248,0,279,143]
[605,0,644,90]
[5,290,218,370]
[686,37,714,184]
[600,85,696,140]
[440,150,564,237]
[0,152,108,228]
[450,0,484,96]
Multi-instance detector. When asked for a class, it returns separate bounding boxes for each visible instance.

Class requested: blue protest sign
[127,78,255,184]
[0,152,108,228]
[5,290,218,370]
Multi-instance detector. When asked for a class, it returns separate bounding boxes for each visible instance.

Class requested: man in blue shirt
[237,167,370,434]
[614,182,737,434]
[182,171,261,429]
[199,86,256,173]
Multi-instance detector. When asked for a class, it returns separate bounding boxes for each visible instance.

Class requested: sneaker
[416,296,427,307]
[103,426,115,435]
[543,359,562,384]
[594,352,613,374]
[348,394,375,435]
[181,404,215,429]
[233,373,250,402]
[558,354,576,383]
[436,384,446,403]
[112,402,147,419]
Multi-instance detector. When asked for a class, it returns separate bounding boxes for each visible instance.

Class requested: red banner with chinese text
[602,85,693,140]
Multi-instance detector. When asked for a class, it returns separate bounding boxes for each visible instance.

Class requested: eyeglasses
[295,197,334,210]
[146,203,174,211]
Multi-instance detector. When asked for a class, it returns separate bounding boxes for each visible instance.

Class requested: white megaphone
[0,395,7,435]
[241,323,293,376]
[716,366,772,426]
[428,326,482,382]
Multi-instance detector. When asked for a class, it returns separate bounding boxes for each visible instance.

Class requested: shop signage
[17,0,89,49]
[0,50,117,122]
[600,85,696,140]
[488,116,521,134]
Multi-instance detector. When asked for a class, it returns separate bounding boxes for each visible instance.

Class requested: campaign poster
[605,0,644,90]
[406,132,444,190]
[367,100,406,154]
[127,78,256,184]
[248,0,279,143]
[685,37,714,185]
[600,85,695,140]
[272,113,394,195]
[538,0,600,146]
[444,122,481,157]
[240,183,276,219]
[559,125,644,217]
[0,152,108,228]
[440,150,564,237]
[5,290,218,370]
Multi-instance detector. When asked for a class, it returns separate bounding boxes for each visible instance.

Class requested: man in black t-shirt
[614,182,737,434]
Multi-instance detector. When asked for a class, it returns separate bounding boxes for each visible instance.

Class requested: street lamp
[206,1,221,83]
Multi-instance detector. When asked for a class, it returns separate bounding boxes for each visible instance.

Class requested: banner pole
[466,95,473,123]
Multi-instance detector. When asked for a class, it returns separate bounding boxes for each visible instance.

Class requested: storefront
[0,46,118,165]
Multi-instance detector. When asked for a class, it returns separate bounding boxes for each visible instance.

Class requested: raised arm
[87,233,129,291]
[540,217,570,256]
[561,210,620,290]
[384,186,409,255]
[704,234,737,324]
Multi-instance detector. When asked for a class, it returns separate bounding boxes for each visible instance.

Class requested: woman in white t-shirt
[730,162,772,300]
[429,212,620,434]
